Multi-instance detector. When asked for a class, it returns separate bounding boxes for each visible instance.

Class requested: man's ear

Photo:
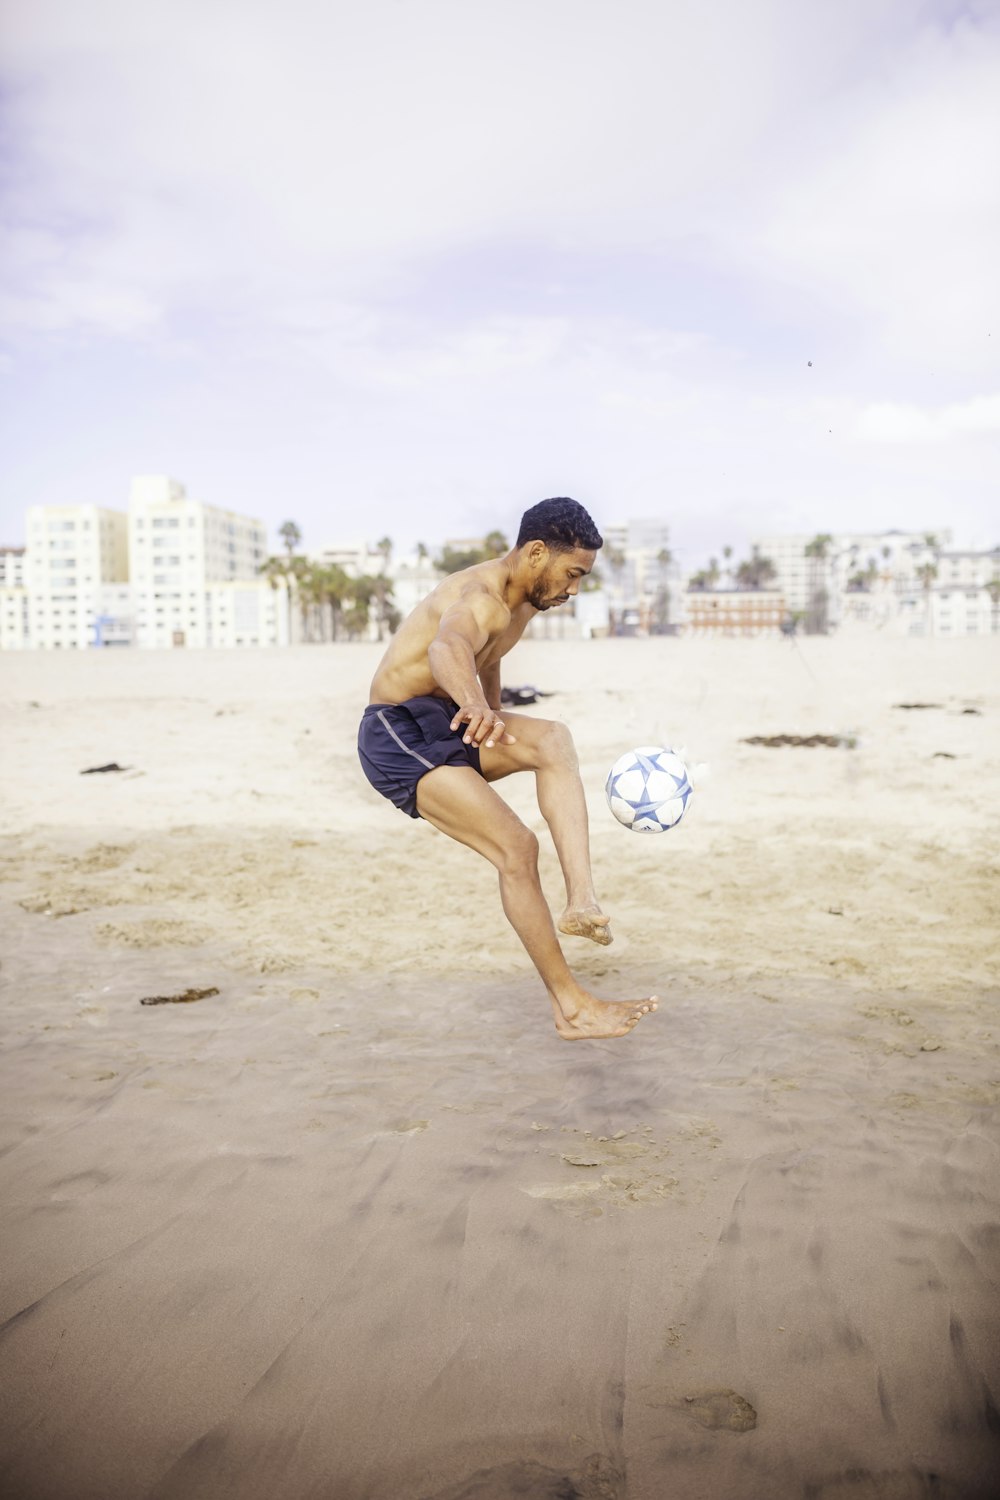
[527,540,547,569]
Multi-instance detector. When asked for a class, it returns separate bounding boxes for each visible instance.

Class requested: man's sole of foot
[558,910,613,946]
[554,997,658,1041]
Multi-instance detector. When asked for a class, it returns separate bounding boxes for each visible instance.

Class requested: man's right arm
[428,593,516,749]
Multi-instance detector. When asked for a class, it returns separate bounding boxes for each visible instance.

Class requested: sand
[1,633,998,1500]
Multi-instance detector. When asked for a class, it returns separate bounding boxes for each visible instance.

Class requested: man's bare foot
[558,904,613,946]
[552,991,658,1041]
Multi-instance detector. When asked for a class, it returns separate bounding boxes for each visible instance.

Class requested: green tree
[735,547,777,591]
[604,545,627,633]
[258,554,295,641]
[344,575,379,640]
[917,561,938,636]
[287,556,316,642]
[374,536,393,641]
[804,533,834,634]
[312,564,353,641]
[847,559,879,593]
[435,531,510,574]
[654,547,673,630]
[987,575,1000,632]
[279,520,302,559]
[482,529,508,558]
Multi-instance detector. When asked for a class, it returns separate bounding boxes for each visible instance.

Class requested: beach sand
[1,634,998,1499]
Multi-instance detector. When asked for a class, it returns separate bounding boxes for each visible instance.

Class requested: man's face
[527,545,597,611]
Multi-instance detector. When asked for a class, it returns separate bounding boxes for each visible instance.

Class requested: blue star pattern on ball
[605,746,694,833]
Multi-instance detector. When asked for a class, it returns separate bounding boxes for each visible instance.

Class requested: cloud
[857,392,1000,442]
[1,1,998,555]
[745,8,1000,374]
[7,0,983,350]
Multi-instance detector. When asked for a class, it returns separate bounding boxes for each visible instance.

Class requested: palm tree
[654,547,673,631]
[735,547,777,591]
[258,554,295,642]
[605,545,627,634]
[313,564,353,641]
[374,536,393,641]
[287,556,315,642]
[345,576,378,640]
[804,533,834,634]
[917,561,938,636]
[987,576,1000,633]
[279,520,302,559]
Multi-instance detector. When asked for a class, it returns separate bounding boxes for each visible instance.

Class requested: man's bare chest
[475,608,531,670]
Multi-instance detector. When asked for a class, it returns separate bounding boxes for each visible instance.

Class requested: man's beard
[528,576,569,611]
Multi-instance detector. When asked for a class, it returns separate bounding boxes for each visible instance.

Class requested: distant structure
[0,546,28,650]
[685,588,786,637]
[22,503,129,650]
[2,478,287,650]
[750,529,999,636]
[4,495,997,648]
[600,519,675,636]
[129,477,276,649]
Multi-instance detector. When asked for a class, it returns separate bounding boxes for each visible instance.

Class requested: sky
[1,0,998,570]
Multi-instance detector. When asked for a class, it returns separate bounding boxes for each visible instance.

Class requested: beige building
[4,478,287,651]
[129,477,274,648]
[0,547,29,649]
[901,548,1000,637]
[24,504,129,650]
[750,529,956,630]
[685,588,786,637]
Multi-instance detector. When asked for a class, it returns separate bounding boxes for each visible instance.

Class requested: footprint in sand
[680,1388,757,1432]
[419,1451,623,1499]
[643,1385,757,1432]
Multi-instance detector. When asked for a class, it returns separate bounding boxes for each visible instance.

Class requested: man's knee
[499,823,539,875]
[537,718,578,768]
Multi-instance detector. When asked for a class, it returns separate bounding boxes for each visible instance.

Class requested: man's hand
[450,704,517,750]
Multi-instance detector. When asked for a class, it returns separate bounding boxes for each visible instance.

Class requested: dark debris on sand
[741,734,849,749]
[139,987,220,1006]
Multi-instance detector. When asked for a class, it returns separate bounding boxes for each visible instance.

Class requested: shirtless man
[358,496,658,1040]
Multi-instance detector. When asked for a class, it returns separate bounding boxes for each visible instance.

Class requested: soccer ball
[605,746,693,833]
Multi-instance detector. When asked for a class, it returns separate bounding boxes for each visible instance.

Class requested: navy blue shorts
[358,695,484,818]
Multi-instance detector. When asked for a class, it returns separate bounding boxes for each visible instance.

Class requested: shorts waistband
[363,697,459,715]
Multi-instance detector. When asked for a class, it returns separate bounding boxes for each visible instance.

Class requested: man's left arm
[479,661,501,711]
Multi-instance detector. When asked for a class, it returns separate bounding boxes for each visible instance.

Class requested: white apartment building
[23,505,130,650]
[0,547,29,649]
[129,476,278,648]
[905,548,1000,637]
[751,530,950,616]
[0,546,26,587]
[755,527,1000,636]
[3,478,286,651]
[602,518,676,633]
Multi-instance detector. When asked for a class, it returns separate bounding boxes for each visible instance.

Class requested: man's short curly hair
[516,497,603,552]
